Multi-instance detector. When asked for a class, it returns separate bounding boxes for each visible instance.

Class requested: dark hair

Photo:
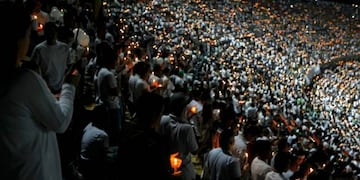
[219,128,235,152]
[136,61,151,79]
[254,139,272,159]
[274,152,291,173]
[43,21,58,35]
[135,92,164,128]
[96,42,117,67]
[169,92,191,116]
[1,2,31,62]
[0,2,31,93]
[277,137,289,152]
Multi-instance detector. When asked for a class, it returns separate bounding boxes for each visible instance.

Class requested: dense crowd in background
[2,0,359,180]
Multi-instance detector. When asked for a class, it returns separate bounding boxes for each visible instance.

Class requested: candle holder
[170,152,182,176]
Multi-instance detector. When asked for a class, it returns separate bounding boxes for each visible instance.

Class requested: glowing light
[190,106,197,114]
[170,152,182,176]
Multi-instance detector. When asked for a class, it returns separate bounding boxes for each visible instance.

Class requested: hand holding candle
[170,152,182,176]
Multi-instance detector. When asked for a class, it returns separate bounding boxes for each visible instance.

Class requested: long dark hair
[0,1,31,95]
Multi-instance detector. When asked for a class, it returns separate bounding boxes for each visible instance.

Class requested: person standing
[94,42,122,145]
[31,21,72,94]
[250,139,273,180]
[160,92,199,180]
[117,92,171,179]
[203,128,242,180]
[0,2,79,180]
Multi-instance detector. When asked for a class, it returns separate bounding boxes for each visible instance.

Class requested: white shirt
[205,148,241,180]
[133,78,150,103]
[251,157,272,180]
[95,67,120,109]
[265,171,287,180]
[160,114,199,180]
[31,40,71,92]
[80,123,109,161]
[128,73,140,103]
[0,69,75,180]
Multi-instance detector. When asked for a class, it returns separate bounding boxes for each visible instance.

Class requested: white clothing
[205,148,241,180]
[95,67,120,109]
[31,40,71,92]
[160,114,199,180]
[133,78,150,103]
[265,171,287,180]
[161,75,175,98]
[128,74,140,103]
[80,123,109,161]
[233,132,247,169]
[0,69,75,180]
[251,157,272,180]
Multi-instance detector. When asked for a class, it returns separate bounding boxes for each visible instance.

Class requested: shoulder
[33,41,47,50]
[18,68,43,82]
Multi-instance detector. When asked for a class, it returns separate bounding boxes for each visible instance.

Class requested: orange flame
[170,152,182,176]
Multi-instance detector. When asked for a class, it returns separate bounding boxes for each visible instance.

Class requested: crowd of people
[0,0,359,180]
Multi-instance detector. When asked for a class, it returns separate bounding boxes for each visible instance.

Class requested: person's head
[277,137,290,153]
[219,103,237,131]
[0,2,32,79]
[273,152,291,173]
[44,22,58,44]
[169,92,191,117]
[219,128,236,153]
[96,42,117,68]
[135,92,164,129]
[243,124,261,142]
[152,62,163,76]
[136,61,151,80]
[132,47,146,61]
[254,139,272,161]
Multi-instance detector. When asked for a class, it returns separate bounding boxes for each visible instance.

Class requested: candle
[190,106,197,114]
[170,152,182,176]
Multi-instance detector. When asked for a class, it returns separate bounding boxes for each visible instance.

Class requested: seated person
[79,107,109,180]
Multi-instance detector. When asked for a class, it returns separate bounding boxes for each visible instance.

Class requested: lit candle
[170,152,182,176]
[190,106,197,114]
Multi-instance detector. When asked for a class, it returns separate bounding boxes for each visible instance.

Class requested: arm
[28,70,76,133]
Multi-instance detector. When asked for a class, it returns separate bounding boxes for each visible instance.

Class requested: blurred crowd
[1,0,359,180]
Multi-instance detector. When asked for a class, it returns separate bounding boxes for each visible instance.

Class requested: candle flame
[170,152,182,176]
[190,106,197,114]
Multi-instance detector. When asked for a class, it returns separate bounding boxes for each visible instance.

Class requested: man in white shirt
[160,92,199,180]
[251,139,273,180]
[31,22,71,94]
[204,129,241,180]
[79,108,109,180]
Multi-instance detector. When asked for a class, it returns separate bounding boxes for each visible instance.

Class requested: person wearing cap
[160,92,199,180]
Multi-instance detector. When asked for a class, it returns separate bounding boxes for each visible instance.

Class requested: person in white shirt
[160,92,199,180]
[204,128,242,180]
[127,61,143,116]
[251,139,273,180]
[94,42,122,145]
[31,21,72,94]
[79,107,109,180]
[265,152,291,180]
[0,3,78,179]
[133,61,151,104]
